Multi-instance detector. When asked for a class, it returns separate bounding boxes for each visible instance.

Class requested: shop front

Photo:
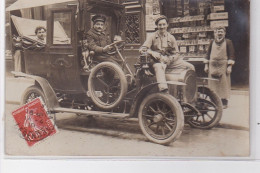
[122,0,249,86]
[6,0,249,86]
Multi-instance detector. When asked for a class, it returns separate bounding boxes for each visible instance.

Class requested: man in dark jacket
[82,14,121,64]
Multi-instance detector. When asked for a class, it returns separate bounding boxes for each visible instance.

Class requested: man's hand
[150,51,161,60]
[82,50,89,58]
[204,64,209,73]
[103,45,112,53]
[160,55,169,65]
[227,66,232,74]
[139,47,148,54]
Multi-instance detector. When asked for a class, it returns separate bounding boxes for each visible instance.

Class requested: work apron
[208,40,231,99]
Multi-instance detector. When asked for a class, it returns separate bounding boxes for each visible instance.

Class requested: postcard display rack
[145,0,229,62]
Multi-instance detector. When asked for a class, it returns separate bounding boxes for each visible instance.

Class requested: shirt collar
[155,31,168,38]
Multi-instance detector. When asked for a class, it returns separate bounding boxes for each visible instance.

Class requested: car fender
[12,71,59,110]
[129,81,185,117]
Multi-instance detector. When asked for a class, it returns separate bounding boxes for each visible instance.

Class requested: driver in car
[82,14,122,65]
[139,15,195,92]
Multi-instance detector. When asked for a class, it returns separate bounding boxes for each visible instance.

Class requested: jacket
[83,28,111,54]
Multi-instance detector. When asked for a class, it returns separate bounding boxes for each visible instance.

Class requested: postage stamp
[12,97,57,147]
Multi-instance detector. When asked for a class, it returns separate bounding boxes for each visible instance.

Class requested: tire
[188,86,223,129]
[138,93,184,145]
[21,85,45,105]
[88,61,128,110]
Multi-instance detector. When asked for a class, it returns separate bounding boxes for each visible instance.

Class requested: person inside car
[82,14,122,65]
[139,15,195,92]
[35,26,46,44]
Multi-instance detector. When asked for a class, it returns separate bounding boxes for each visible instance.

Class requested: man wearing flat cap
[82,14,121,64]
[140,15,194,92]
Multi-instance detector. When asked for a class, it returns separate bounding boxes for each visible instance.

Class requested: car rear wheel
[88,61,128,110]
[138,93,184,145]
[187,86,223,129]
[21,85,45,105]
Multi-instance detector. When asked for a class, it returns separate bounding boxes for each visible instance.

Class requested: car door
[46,7,84,93]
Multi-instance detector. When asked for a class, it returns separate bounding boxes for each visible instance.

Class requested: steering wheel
[106,40,125,55]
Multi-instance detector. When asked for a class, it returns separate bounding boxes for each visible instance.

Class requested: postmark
[12,97,57,147]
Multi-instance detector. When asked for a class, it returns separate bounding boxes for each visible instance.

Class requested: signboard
[210,20,229,28]
[208,12,228,20]
[213,5,225,12]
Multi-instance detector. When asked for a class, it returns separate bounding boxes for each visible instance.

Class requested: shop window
[125,13,141,44]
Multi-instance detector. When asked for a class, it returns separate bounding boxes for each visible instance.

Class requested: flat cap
[92,14,106,23]
[155,15,168,25]
[214,26,226,32]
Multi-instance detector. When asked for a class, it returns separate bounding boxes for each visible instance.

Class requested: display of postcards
[189,45,196,53]
[190,21,197,27]
[180,46,187,53]
[198,45,205,53]
[198,2,206,8]
[189,8,197,16]
[198,7,205,15]
[201,20,207,26]
[205,44,210,52]
[184,10,190,16]
[183,27,189,33]
[176,35,183,40]
[189,33,198,40]
[182,21,190,27]
[199,32,207,37]
[198,38,210,45]
[182,33,190,39]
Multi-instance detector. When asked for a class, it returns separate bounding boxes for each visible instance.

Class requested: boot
[221,99,228,109]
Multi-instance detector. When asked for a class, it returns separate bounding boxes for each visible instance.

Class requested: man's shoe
[223,105,228,109]
[160,88,169,94]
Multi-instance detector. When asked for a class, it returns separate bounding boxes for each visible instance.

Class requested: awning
[6,0,77,11]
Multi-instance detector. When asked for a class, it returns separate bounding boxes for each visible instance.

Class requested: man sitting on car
[139,15,195,92]
[82,14,122,65]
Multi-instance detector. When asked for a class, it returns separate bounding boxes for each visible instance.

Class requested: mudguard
[12,71,59,110]
[129,81,186,117]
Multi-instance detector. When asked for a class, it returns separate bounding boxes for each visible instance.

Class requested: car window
[52,12,72,45]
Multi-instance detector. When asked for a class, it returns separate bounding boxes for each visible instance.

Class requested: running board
[53,107,130,119]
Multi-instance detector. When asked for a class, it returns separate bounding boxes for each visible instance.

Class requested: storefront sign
[210,20,229,28]
[208,12,228,20]
[213,5,225,12]
[169,15,204,23]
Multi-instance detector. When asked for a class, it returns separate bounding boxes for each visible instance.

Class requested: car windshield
[11,15,70,44]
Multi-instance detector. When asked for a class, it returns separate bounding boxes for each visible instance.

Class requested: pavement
[4,59,250,130]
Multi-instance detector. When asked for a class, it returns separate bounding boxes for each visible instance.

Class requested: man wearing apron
[204,27,235,108]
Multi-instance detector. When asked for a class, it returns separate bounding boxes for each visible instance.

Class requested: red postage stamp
[12,97,57,146]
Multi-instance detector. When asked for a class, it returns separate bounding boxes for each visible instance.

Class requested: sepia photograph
[4,0,250,157]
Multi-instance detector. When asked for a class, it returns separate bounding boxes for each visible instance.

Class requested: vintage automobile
[9,0,222,145]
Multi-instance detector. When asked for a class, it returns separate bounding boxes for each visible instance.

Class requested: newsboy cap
[214,26,226,32]
[155,15,168,25]
[92,14,106,23]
